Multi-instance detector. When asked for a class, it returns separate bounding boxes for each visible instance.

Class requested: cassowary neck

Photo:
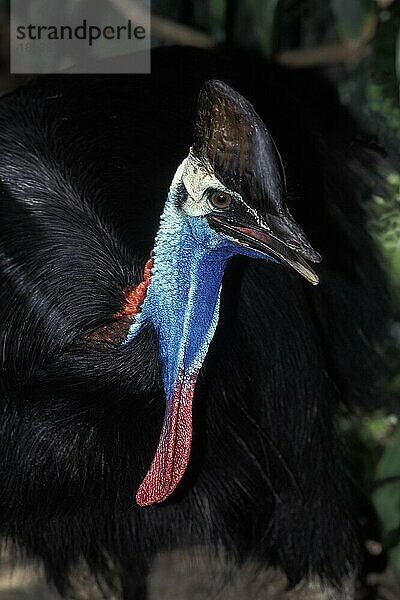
[129,193,232,506]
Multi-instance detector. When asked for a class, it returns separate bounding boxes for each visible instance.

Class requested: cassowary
[0,47,386,599]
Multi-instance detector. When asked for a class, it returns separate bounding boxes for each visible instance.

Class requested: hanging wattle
[135,367,197,506]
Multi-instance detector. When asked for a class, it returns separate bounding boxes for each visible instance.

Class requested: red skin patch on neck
[83,255,153,346]
[115,255,153,317]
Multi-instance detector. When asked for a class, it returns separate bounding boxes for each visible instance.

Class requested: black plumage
[0,46,387,597]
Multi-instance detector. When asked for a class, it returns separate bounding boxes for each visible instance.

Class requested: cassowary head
[178,80,321,280]
[120,80,321,507]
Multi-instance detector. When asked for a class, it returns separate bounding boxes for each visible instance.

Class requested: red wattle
[135,369,197,506]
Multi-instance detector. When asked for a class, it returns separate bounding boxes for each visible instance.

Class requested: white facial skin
[180,153,238,216]
[176,152,266,229]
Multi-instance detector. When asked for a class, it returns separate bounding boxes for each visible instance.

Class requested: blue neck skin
[126,195,237,396]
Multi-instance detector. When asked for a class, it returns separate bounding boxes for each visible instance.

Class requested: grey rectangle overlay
[10,0,151,74]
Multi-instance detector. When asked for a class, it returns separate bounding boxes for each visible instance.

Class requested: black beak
[207,210,321,285]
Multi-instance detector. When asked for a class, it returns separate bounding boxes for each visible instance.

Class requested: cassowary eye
[209,190,232,210]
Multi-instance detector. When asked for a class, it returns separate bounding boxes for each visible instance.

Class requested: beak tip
[312,252,322,264]
[302,268,320,286]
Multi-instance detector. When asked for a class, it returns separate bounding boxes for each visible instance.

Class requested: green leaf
[332,0,374,40]
[396,25,400,90]
[209,0,226,38]
[244,0,280,58]
[372,427,400,575]
[389,543,400,580]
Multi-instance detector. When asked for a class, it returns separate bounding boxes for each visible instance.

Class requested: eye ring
[209,190,233,210]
